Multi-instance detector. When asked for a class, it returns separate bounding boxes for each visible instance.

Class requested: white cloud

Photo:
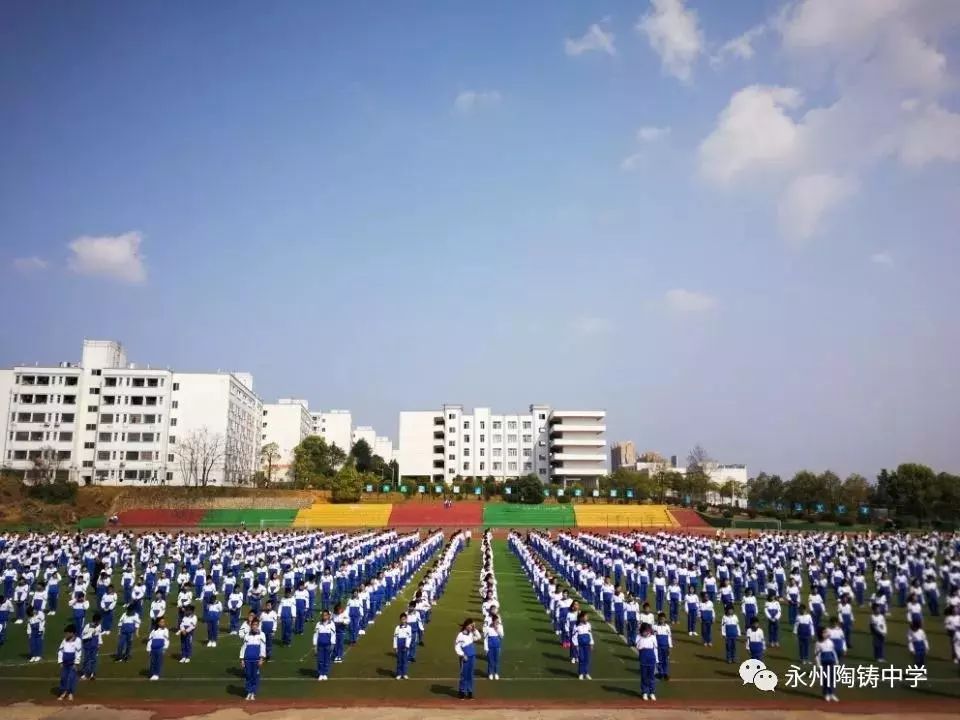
[636,125,671,142]
[453,90,502,115]
[637,0,704,82]
[665,288,717,313]
[899,102,960,167]
[871,251,894,266]
[565,23,615,56]
[699,85,804,185]
[12,256,48,273]
[712,25,766,64]
[67,231,146,284]
[620,152,645,172]
[778,173,858,244]
[571,316,614,336]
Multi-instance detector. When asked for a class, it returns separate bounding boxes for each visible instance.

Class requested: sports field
[0,538,957,710]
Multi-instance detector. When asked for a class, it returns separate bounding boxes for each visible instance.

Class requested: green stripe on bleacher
[198,508,299,527]
[77,516,106,529]
[481,503,576,527]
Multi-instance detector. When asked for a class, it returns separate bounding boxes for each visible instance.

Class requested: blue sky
[2,0,959,478]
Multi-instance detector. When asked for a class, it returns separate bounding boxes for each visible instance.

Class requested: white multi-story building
[397,404,606,485]
[373,436,394,462]
[351,425,376,451]
[310,410,352,454]
[260,398,312,481]
[0,340,262,486]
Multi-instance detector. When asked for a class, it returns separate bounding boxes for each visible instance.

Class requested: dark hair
[64,623,77,634]
[460,618,474,631]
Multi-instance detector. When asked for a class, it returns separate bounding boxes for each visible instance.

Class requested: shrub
[721,508,734,519]
[695,502,708,512]
[557,493,571,504]
[27,480,78,504]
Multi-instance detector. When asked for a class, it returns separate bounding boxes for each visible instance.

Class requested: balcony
[550,466,606,476]
[550,451,607,462]
[433,430,445,440]
[549,424,606,435]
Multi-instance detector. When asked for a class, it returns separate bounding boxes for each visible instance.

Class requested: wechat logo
[740,659,778,692]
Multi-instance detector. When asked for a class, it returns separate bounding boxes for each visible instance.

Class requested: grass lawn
[0,539,957,706]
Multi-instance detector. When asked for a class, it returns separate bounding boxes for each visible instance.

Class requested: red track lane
[117,508,206,527]
[668,508,711,528]
[388,501,483,527]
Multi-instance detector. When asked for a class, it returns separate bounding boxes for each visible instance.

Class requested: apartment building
[0,340,262,486]
[310,409,352,453]
[259,398,313,481]
[610,441,637,471]
[397,404,606,485]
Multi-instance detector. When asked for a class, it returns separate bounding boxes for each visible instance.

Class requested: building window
[170,418,177,426]
[169,436,176,444]
[172,401,178,409]
[448,426,455,433]
[479,421,485,430]
[539,468,546,475]
[538,413,546,420]
[507,448,517,457]
[448,440,455,447]
[83,441,95,450]
[507,421,517,430]
[448,454,455,460]
[464,448,470,457]
[492,421,501,430]
[492,434,502,443]
[479,448,485,457]
[524,462,532,471]
[492,462,502,471]
[508,462,517,471]
[479,434,485,442]
[523,448,532,457]
[172,383,179,391]
[522,421,531,430]
[85,424,96,431]
[463,421,470,429]
[82,460,93,468]
[479,462,485,471]
[59,431,73,442]
[86,405,97,412]
[492,448,502,457]
[463,434,470,442]
[448,413,455,420]
[101,414,113,424]
[167,454,174,462]
[463,462,470,471]
[522,434,532,443]
[507,435,517,443]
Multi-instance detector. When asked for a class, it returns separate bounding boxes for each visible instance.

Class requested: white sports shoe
[494,674,500,680]
[650,694,657,701]
[150,675,159,681]
[642,693,649,701]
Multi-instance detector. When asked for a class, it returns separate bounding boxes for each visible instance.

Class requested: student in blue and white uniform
[57,624,83,701]
[636,622,659,701]
[205,594,222,647]
[454,618,482,699]
[653,612,672,679]
[699,592,715,647]
[794,603,815,663]
[574,611,594,680]
[80,613,102,680]
[814,627,839,702]
[100,585,117,636]
[294,582,309,635]
[684,589,699,636]
[827,616,846,661]
[146,617,170,680]
[406,601,424,662]
[764,593,781,647]
[27,606,45,662]
[625,595,640,646]
[392,612,412,680]
[178,605,197,663]
[239,618,266,701]
[746,617,765,660]
[870,603,887,662]
[838,596,854,651]
[70,592,89,632]
[313,610,336,680]
[332,603,348,663]
[0,594,11,646]
[908,619,929,667]
[227,588,244,634]
[115,605,140,662]
[721,604,740,663]
[484,612,504,680]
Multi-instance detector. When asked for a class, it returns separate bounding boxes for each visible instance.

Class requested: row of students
[479,529,505,680]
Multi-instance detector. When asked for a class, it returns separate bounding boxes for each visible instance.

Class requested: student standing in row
[574,611,594,680]
[314,610,335,681]
[178,605,197,663]
[870,603,887,662]
[392,612,411,680]
[722,605,740,664]
[146,617,170,681]
[653,612,672,679]
[57,624,82,701]
[454,618,481,699]
[746,617,766,661]
[240,618,266,701]
[27,606,45,662]
[814,627,839,702]
[636,622,658,701]
[484,612,504,680]
[80,613,102,680]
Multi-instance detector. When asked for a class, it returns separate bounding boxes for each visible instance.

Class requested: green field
[0,539,956,705]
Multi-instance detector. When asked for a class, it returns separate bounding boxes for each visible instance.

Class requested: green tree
[260,442,280,483]
[483,475,499,500]
[292,436,347,487]
[330,463,363,503]
[840,473,871,508]
[350,438,374,473]
[516,473,545,504]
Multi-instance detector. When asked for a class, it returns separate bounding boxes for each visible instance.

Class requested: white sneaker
[494,674,500,680]
[642,694,649,701]
[578,674,584,680]
[403,675,409,679]
[571,658,577,664]
[102,631,111,636]
[249,694,255,701]
[48,611,56,616]
[488,674,494,680]
[210,642,217,647]
[15,620,23,624]
[396,675,402,680]
[358,629,366,636]
[585,674,592,680]
[150,675,159,681]
[650,694,657,701]
[184,658,191,663]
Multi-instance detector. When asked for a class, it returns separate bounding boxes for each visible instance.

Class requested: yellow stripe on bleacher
[292,503,393,528]
[573,504,678,528]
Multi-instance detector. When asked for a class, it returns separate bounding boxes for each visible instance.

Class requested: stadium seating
[292,503,393,527]
[387,501,483,527]
[666,507,711,527]
[116,509,206,527]
[482,503,576,528]
[76,516,106,530]
[573,504,678,528]
[199,508,298,528]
